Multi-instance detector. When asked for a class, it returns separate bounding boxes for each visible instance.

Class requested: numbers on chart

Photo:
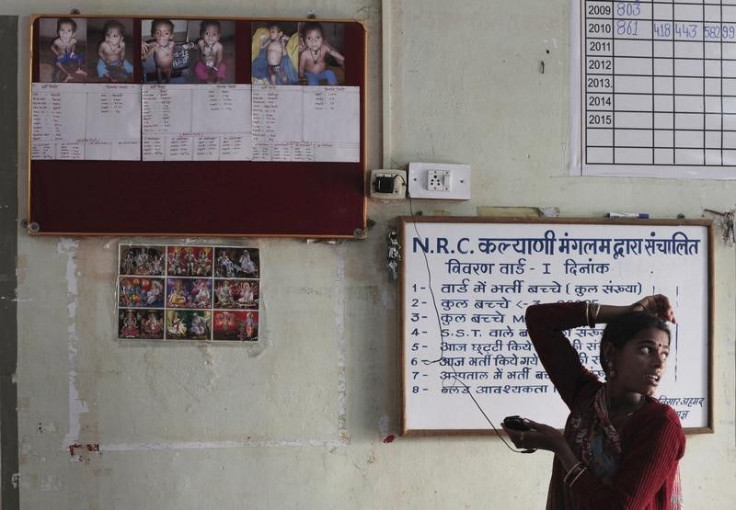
[588,58,612,71]
[616,20,639,37]
[587,77,612,91]
[653,22,671,38]
[675,23,698,39]
[704,24,736,41]
[653,22,699,39]
[587,21,612,35]
[589,40,612,53]
[587,113,613,126]
[588,95,612,108]
[616,2,641,18]
[587,1,643,19]
[588,3,611,17]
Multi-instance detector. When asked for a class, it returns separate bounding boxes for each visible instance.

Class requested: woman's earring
[608,362,616,379]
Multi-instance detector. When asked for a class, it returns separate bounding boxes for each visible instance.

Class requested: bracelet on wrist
[568,465,587,487]
[563,461,585,486]
[587,302,600,328]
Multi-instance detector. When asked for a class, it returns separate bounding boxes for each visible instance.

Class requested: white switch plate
[408,162,471,200]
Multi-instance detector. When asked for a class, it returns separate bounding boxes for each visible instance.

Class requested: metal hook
[387,230,401,281]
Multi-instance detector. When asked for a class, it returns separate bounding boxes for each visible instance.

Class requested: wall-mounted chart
[572,0,736,179]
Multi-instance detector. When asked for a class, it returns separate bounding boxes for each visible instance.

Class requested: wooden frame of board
[398,216,714,436]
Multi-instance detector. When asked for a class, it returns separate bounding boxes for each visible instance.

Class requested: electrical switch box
[408,162,471,200]
[369,169,407,200]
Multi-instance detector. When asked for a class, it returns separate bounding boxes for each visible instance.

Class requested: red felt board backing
[28,16,367,237]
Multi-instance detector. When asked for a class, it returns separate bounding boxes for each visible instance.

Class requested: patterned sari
[570,385,684,508]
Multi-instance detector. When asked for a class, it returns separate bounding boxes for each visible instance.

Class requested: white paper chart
[142,84,253,161]
[573,0,736,178]
[252,85,360,162]
[32,83,359,163]
[31,83,141,161]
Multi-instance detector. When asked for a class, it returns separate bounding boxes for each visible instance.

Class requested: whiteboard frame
[398,216,714,436]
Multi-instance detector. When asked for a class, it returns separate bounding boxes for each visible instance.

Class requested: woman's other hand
[503,418,566,453]
[632,294,676,323]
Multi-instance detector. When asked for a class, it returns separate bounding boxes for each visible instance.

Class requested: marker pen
[606,212,650,219]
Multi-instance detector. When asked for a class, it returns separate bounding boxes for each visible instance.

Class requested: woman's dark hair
[599,311,671,375]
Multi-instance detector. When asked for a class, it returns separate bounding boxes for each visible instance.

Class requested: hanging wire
[705,208,736,246]
[401,186,530,454]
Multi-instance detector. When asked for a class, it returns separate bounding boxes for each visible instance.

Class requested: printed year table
[581,0,736,174]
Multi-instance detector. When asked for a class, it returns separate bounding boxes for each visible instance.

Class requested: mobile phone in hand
[502,415,536,453]
[503,415,530,431]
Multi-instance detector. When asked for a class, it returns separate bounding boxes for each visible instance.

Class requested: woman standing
[504,295,685,509]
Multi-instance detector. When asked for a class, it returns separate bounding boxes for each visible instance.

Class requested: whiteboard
[399,217,713,435]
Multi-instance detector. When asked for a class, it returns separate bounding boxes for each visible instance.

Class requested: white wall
[4,0,736,508]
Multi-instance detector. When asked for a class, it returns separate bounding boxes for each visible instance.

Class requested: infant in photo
[299,21,344,86]
[50,18,87,82]
[97,20,133,82]
[142,19,181,83]
[194,20,226,83]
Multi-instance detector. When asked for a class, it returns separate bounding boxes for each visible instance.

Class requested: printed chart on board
[572,0,736,179]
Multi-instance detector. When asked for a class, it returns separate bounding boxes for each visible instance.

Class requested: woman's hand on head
[632,294,676,323]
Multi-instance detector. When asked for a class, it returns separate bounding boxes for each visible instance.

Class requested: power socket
[408,162,471,200]
[369,169,407,200]
[427,169,451,191]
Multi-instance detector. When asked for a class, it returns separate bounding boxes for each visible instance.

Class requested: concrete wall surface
[2,0,735,508]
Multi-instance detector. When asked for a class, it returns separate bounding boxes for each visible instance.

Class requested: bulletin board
[399,217,714,435]
[27,15,367,237]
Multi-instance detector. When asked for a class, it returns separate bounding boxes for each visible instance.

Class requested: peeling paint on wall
[336,248,349,442]
[68,443,101,463]
[57,238,87,449]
